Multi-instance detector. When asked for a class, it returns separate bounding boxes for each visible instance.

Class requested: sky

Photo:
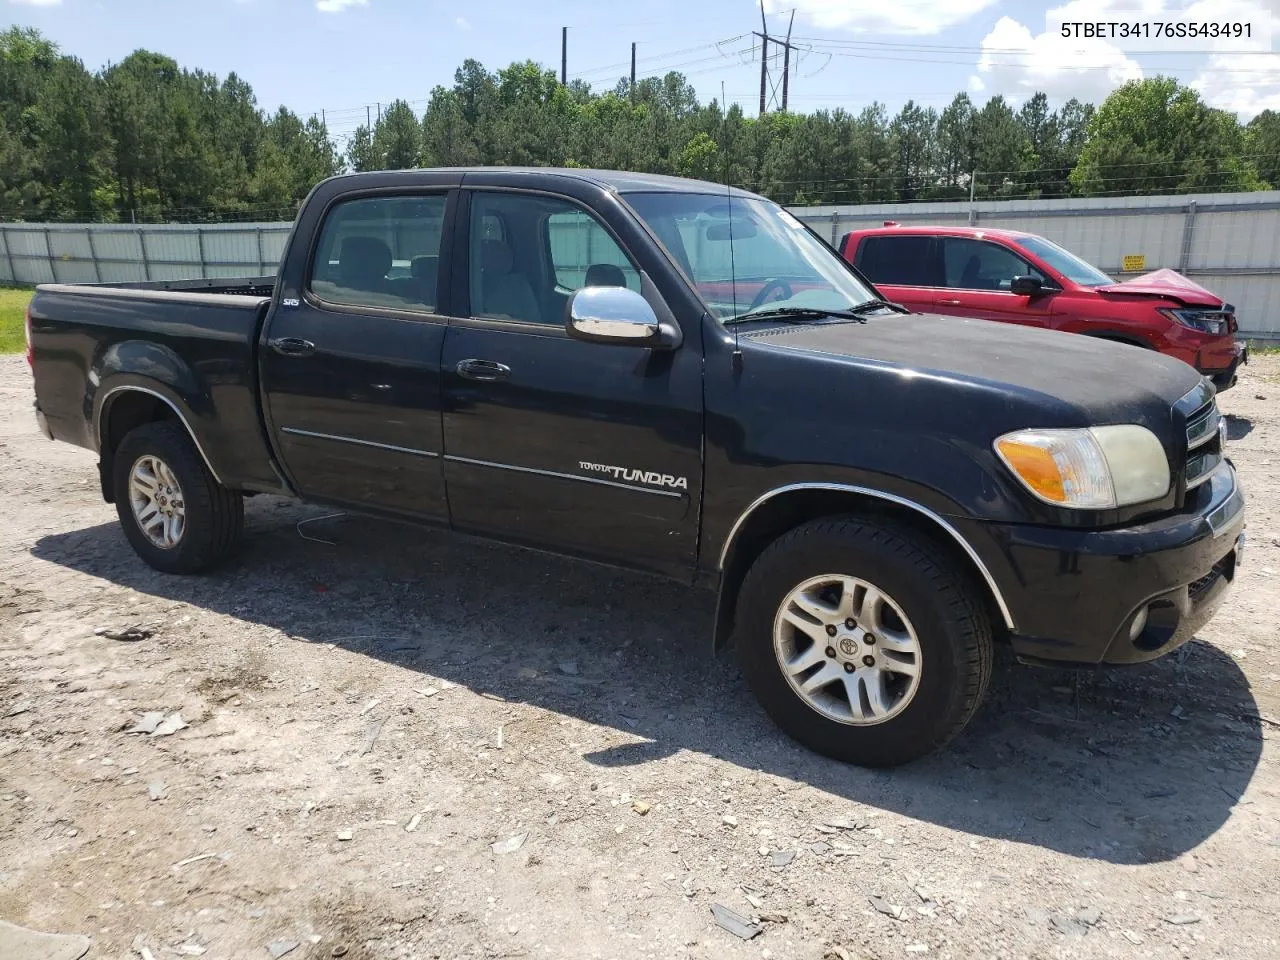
[6,0,1280,144]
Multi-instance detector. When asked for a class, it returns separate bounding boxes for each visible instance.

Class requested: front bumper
[1201,340,1248,392]
[955,463,1245,666]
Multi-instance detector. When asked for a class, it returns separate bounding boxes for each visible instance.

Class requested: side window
[855,235,935,286]
[941,238,1047,291]
[310,194,447,313]
[469,192,639,325]
[547,209,641,294]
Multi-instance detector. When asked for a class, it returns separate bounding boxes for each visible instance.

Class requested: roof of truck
[325,167,764,198]
[846,224,1037,242]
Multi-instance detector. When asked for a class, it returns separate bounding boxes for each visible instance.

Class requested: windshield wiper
[847,298,911,315]
[724,306,869,325]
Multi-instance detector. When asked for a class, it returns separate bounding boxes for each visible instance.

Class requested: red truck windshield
[626,192,877,322]
[1016,235,1113,287]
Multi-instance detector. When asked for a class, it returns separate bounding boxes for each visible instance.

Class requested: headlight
[995,425,1170,509]
[1158,308,1229,335]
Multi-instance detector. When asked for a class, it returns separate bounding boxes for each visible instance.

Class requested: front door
[260,183,459,520]
[934,237,1058,326]
[440,189,704,578]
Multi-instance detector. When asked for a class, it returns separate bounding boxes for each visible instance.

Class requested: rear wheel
[112,421,243,574]
[736,515,993,767]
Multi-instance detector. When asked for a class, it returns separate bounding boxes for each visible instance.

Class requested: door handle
[937,299,963,306]
[269,337,316,358]
[455,358,511,382]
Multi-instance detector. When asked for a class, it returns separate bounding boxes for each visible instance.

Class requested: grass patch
[0,287,33,354]
[1246,340,1280,356]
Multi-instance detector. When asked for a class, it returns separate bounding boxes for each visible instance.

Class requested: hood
[739,312,1203,421]
[1095,268,1223,308]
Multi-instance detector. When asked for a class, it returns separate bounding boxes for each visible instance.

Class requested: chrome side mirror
[566,286,678,349]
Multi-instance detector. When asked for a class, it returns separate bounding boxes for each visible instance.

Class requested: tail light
[24,301,33,367]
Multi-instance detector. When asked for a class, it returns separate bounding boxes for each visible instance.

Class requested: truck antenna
[722,81,743,376]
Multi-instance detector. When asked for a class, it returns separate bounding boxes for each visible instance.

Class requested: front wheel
[112,421,243,574]
[736,515,993,767]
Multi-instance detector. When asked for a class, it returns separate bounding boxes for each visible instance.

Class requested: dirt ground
[1,353,1277,960]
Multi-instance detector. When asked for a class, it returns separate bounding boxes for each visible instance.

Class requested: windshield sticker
[776,209,808,231]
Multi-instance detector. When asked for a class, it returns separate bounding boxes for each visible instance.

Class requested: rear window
[855,235,935,287]
[310,194,447,314]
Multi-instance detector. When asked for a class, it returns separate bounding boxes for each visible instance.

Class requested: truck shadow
[32,499,1263,866]
[1224,414,1253,441]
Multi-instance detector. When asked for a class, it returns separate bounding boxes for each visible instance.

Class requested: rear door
[439,188,703,578]
[259,181,458,521]
[851,233,940,312]
[935,237,1058,327]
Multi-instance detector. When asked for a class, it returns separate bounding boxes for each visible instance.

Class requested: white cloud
[1192,54,1280,119]
[455,16,470,30]
[316,0,367,12]
[972,13,1142,105]
[1184,0,1280,118]
[763,0,996,36]
[971,0,1280,114]
[9,0,64,6]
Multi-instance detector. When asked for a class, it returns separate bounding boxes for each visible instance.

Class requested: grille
[1184,399,1224,491]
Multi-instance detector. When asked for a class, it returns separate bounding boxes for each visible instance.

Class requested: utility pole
[781,10,794,112]
[630,42,636,102]
[755,1,768,116]
[366,105,371,130]
[561,27,568,86]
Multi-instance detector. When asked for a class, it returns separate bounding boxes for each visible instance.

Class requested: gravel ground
[1,352,1277,960]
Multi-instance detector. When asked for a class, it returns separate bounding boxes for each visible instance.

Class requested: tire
[735,515,993,767]
[112,421,243,574]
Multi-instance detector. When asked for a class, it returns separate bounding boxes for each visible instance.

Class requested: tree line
[3,25,1280,224]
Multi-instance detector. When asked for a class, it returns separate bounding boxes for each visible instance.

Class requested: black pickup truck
[27,168,1246,766]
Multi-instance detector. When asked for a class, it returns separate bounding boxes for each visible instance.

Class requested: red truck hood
[1094,268,1223,308]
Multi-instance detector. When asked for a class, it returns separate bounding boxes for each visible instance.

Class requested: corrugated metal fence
[790,190,1280,340]
[3,189,1279,338]
[0,222,290,285]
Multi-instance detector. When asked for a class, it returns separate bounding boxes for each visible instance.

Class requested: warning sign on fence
[1122,254,1146,272]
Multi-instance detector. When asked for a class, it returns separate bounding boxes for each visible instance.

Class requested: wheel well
[713,488,1010,652]
[97,391,179,503]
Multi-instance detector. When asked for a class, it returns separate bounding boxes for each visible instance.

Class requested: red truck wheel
[112,421,244,574]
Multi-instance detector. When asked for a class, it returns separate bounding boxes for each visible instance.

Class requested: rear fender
[92,341,222,498]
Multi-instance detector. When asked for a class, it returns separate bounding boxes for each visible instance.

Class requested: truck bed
[28,278,285,496]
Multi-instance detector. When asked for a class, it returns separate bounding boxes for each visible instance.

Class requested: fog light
[1129,606,1150,641]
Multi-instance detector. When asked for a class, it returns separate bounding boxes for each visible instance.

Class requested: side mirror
[566,286,680,349]
[1010,275,1043,296]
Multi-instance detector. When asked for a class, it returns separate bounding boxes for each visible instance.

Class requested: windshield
[1016,235,1113,287]
[624,192,878,321]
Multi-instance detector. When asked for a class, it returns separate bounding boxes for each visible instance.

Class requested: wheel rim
[773,574,923,726]
[128,455,186,550]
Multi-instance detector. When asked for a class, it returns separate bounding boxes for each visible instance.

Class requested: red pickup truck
[840,225,1247,391]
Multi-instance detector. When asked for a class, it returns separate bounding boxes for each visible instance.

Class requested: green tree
[1245,110,1280,187]
[374,99,422,169]
[972,96,1028,197]
[675,131,720,181]
[890,100,937,200]
[1070,77,1261,196]
[936,93,976,196]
